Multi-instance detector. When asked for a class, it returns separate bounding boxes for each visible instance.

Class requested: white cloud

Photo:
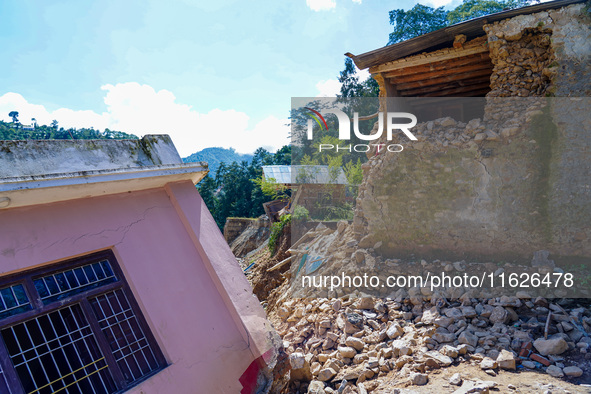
[0,83,290,156]
[315,79,341,97]
[357,68,370,81]
[351,0,362,3]
[422,0,455,7]
[314,67,371,97]
[306,0,336,11]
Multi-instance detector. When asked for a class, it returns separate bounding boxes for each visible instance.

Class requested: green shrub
[292,205,310,222]
[269,214,291,254]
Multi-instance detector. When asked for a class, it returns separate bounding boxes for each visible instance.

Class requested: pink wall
[0,180,273,393]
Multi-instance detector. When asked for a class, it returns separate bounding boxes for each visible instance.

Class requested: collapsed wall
[354,4,591,263]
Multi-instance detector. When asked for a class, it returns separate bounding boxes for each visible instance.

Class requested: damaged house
[0,136,278,393]
[344,0,591,266]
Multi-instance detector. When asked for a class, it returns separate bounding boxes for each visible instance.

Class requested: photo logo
[305,107,418,153]
[305,107,329,132]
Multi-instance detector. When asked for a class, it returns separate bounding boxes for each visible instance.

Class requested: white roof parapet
[0,135,208,210]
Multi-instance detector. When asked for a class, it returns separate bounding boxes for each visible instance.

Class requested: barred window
[0,251,166,394]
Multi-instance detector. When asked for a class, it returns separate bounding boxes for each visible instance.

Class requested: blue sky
[0,0,451,156]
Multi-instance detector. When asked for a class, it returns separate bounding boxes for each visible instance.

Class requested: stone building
[0,136,279,393]
[345,0,591,265]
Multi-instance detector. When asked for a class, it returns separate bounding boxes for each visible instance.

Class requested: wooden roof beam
[399,77,491,96]
[402,82,491,97]
[369,41,489,75]
[388,63,493,84]
[392,68,492,91]
[382,53,490,79]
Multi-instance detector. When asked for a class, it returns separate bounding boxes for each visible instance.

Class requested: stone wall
[354,98,591,263]
[485,3,591,97]
[224,217,260,244]
[225,216,271,257]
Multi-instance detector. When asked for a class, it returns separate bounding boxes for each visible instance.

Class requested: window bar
[44,309,79,391]
[101,292,143,379]
[2,305,113,394]
[20,320,53,391]
[80,299,126,391]
[65,307,110,394]
[111,291,154,375]
[0,339,21,394]
[92,294,136,382]
[26,357,105,394]
[9,326,38,392]
[55,306,99,393]
[32,318,68,393]
[36,261,116,302]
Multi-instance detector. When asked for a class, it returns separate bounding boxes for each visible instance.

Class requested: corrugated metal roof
[262,165,348,185]
[347,0,585,70]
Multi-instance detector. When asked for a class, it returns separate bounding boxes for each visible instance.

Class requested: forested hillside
[183,147,254,175]
[0,120,138,140]
[198,145,291,230]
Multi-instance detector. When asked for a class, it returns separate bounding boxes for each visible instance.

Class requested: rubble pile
[251,220,591,393]
[271,290,590,393]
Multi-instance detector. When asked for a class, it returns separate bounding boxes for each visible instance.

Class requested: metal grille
[0,363,12,393]
[34,261,116,304]
[1,304,116,394]
[89,290,159,383]
[0,284,32,319]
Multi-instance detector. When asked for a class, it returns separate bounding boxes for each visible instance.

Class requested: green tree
[8,111,19,124]
[388,4,448,44]
[338,58,379,99]
[273,145,291,165]
[197,175,218,215]
[388,0,536,45]
[448,0,532,24]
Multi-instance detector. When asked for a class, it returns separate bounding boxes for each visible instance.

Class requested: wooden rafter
[388,62,492,84]
[399,78,491,96]
[392,68,492,91]
[369,41,488,74]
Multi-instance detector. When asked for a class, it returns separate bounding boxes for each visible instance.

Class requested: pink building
[0,136,279,393]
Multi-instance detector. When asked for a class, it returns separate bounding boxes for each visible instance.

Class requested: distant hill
[183,147,253,176]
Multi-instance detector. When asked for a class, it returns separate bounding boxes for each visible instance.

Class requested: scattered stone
[563,366,583,377]
[449,372,462,386]
[534,337,569,355]
[546,365,564,378]
[317,368,337,382]
[496,349,516,370]
[521,360,536,369]
[489,306,509,324]
[338,346,357,359]
[410,372,428,386]
[424,351,453,367]
[343,313,363,334]
[386,323,404,339]
[290,352,312,381]
[433,332,456,343]
[459,331,478,347]
[345,337,365,352]
[440,345,459,358]
[480,357,497,370]
[307,380,326,394]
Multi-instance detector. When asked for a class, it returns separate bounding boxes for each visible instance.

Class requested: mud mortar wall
[485,3,591,97]
[354,99,590,262]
